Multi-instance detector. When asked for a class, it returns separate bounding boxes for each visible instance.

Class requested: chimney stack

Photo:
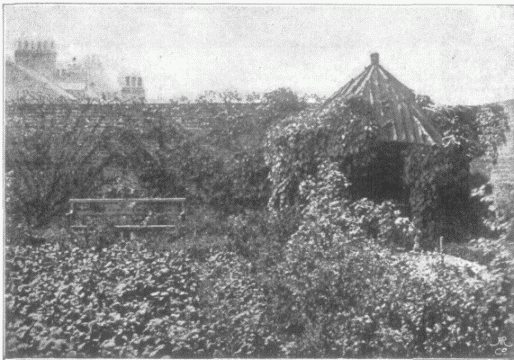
[370,52,379,65]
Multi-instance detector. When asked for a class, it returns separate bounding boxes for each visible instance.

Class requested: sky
[4,5,514,105]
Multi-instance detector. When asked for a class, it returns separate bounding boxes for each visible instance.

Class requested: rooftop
[319,53,443,145]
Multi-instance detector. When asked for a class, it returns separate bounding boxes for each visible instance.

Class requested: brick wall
[490,99,514,186]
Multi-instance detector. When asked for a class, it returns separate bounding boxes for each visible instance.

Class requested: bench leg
[120,230,131,241]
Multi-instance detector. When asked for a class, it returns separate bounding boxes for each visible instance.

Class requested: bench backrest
[68,198,186,228]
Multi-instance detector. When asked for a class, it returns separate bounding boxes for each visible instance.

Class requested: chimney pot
[370,52,379,65]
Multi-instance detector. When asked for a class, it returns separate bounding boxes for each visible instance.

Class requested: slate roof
[59,82,87,91]
[6,61,77,101]
[319,53,442,145]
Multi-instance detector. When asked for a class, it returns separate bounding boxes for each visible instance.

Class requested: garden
[5,89,514,358]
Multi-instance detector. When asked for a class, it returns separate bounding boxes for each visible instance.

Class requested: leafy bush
[489,184,514,236]
[198,250,281,357]
[280,160,417,251]
[348,199,418,250]
[6,223,513,358]
[179,89,311,214]
[6,242,204,358]
[225,208,301,269]
[267,216,513,358]
[259,161,513,357]
[5,102,120,229]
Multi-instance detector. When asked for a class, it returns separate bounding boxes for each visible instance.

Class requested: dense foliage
[5,103,120,229]
[265,163,513,357]
[266,97,381,210]
[5,90,513,358]
[6,242,205,357]
[190,88,311,212]
[266,96,510,247]
[6,89,310,236]
[405,101,511,245]
[6,165,513,358]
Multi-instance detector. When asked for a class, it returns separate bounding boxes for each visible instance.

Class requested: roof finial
[370,52,379,65]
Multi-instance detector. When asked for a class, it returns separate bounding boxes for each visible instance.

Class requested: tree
[5,101,120,229]
[186,89,313,213]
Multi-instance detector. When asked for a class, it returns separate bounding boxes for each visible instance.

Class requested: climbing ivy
[405,101,510,246]
[266,97,381,210]
[267,95,510,247]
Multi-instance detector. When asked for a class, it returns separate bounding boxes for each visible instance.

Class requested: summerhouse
[319,53,443,207]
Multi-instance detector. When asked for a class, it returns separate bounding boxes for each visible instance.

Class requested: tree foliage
[5,102,120,229]
[6,88,313,235]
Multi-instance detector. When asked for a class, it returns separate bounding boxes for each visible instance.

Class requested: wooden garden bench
[68,198,186,239]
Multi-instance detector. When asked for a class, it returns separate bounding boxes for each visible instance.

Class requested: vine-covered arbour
[317,53,442,209]
[267,53,509,247]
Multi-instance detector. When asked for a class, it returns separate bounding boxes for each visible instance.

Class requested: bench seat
[68,198,185,240]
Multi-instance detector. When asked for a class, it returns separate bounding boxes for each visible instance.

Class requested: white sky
[4,5,514,105]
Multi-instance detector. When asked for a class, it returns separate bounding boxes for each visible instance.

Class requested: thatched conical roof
[319,53,442,145]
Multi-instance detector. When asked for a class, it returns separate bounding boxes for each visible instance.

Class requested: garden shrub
[179,205,230,238]
[226,208,301,266]
[197,250,281,357]
[6,242,206,358]
[267,219,513,358]
[187,89,309,214]
[292,161,417,251]
[5,241,282,358]
[348,199,418,250]
[6,214,513,358]
[259,160,513,357]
